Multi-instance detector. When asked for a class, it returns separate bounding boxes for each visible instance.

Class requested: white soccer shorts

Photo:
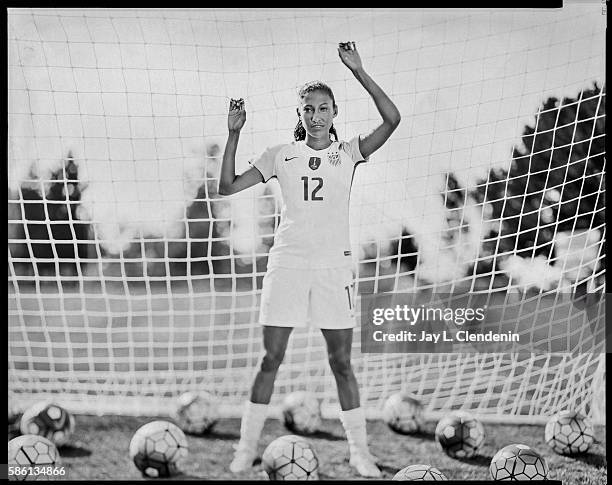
[258,266,356,329]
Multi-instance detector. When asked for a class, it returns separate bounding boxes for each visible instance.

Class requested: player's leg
[231,266,309,473]
[320,328,380,477]
[230,325,293,472]
[314,267,381,478]
[321,327,359,410]
[251,325,294,404]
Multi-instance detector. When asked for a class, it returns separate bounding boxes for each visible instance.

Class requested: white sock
[339,407,370,458]
[236,401,268,453]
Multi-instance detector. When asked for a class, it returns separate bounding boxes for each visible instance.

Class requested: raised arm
[218,98,264,196]
[338,42,401,159]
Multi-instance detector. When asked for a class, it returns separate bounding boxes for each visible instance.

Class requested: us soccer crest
[328,150,341,166]
[308,156,321,170]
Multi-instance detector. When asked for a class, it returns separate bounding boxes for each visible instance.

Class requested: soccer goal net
[8,8,606,424]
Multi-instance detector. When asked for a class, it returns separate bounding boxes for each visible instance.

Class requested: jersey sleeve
[249,144,284,182]
[346,136,369,165]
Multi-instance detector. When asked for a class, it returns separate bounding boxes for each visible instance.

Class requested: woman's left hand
[338,41,363,72]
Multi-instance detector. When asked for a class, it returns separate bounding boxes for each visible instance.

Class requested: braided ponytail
[329,124,338,142]
[294,118,306,141]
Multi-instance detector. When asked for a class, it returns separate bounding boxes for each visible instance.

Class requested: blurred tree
[358,230,419,293]
[117,143,228,278]
[185,148,221,276]
[445,83,605,280]
[390,230,419,275]
[442,172,470,246]
[194,142,236,277]
[94,141,273,286]
[9,152,92,278]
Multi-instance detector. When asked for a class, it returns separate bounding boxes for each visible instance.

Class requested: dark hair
[294,81,338,142]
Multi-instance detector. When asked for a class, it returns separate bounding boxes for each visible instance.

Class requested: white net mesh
[8,8,606,423]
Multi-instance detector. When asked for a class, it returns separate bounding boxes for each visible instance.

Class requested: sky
[7,7,606,283]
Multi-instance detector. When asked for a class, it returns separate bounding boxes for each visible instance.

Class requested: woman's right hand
[228,98,246,132]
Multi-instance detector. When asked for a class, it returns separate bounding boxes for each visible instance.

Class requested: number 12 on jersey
[301,176,324,201]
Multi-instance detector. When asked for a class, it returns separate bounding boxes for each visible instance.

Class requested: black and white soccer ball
[129,420,189,478]
[434,412,484,459]
[8,434,62,481]
[281,391,322,435]
[173,391,218,434]
[545,410,594,455]
[383,392,424,434]
[19,402,75,446]
[262,434,319,480]
[489,444,548,480]
[393,464,448,481]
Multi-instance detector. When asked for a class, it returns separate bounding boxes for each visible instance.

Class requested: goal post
[8,8,606,424]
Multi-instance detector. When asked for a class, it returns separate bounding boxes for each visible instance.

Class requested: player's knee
[328,354,352,378]
[260,350,285,373]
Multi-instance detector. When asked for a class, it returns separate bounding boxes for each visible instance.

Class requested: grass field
[7,414,607,482]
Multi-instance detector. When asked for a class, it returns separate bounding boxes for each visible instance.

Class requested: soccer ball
[489,444,548,480]
[281,391,322,435]
[434,412,484,459]
[8,434,61,481]
[19,402,75,446]
[173,391,218,434]
[129,420,189,478]
[383,392,424,434]
[393,464,448,481]
[545,410,594,455]
[262,434,319,480]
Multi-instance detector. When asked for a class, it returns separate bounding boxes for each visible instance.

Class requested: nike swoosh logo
[284,156,298,162]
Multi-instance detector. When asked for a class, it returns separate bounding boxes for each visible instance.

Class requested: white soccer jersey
[250,137,367,269]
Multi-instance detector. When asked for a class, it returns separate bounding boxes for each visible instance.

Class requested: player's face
[298,90,337,139]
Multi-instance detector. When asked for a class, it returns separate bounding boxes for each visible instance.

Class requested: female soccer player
[218,41,400,477]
